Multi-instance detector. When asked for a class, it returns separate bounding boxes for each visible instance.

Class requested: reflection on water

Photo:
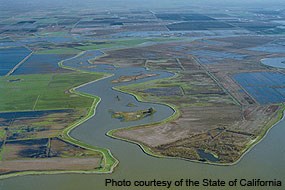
[197,149,220,162]
[261,57,285,69]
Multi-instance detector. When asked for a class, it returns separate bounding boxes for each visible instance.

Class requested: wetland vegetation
[111,108,156,122]
[0,62,112,175]
[0,1,284,188]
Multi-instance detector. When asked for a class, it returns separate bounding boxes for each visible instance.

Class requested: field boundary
[5,51,33,77]
[0,52,118,179]
[107,78,285,166]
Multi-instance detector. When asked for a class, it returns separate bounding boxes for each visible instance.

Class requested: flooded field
[18,36,76,45]
[0,38,21,48]
[0,109,72,126]
[190,50,247,64]
[0,2,285,189]
[233,72,285,104]
[0,47,31,76]
[1,50,284,189]
[13,54,71,75]
[0,137,102,174]
[248,43,285,53]
[167,21,234,31]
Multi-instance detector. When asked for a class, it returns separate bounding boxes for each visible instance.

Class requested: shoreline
[108,84,285,167]
[1,48,284,179]
[0,53,119,180]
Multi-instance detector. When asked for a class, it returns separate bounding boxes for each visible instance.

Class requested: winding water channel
[1,51,284,190]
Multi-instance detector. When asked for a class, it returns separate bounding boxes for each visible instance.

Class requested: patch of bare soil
[0,157,101,174]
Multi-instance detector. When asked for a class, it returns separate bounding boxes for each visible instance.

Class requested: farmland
[0,2,285,181]
[103,35,285,163]
[0,72,103,111]
[233,72,285,104]
[12,54,72,75]
[166,21,234,31]
[0,138,102,174]
[0,47,31,76]
[0,69,109,174]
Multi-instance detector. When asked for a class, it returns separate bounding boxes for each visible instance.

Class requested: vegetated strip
[32,95,40,111]
[107,74,181,158]
[0,53,118,179]
[239,104,285,163]
[0,78,118,179]
[192,55,241,106]
[59,53,118,173]
[5,51,33,77]
[61,80,119,173]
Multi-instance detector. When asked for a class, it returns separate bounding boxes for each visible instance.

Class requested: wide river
[1,51,284,190]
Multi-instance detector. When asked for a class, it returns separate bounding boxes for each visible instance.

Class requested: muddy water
[1,51,284,190]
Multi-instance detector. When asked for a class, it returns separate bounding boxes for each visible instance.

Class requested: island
[111,108,156,122]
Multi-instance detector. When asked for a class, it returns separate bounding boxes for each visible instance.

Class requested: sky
[1,0,285,12]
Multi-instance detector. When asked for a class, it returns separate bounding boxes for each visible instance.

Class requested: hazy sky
[1,0,285,12]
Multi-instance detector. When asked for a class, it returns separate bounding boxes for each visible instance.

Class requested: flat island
[112,74,158,83]
[112,108,156,122]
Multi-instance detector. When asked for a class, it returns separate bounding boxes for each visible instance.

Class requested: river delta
[0,1,285,190]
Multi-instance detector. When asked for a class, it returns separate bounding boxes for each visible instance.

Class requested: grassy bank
[107,83,181,159]
[241,104,285,159]
[108,104,285,166]
[60,76,119,173]
[0,52,118,178]
[0,72,104,112]
[107,79,285,166]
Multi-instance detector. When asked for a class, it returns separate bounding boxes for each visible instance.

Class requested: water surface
[1,51,284,190]
[261,57,285,69]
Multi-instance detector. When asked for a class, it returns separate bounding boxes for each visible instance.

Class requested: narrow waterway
[1,51,284,190]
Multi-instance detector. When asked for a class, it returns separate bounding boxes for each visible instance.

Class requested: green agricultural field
[36,48,82,55]
[0,129,6,139]
[0,71,118,174]
[0,72,104,112]
[36,38,182,54]
[77,38,182,50]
